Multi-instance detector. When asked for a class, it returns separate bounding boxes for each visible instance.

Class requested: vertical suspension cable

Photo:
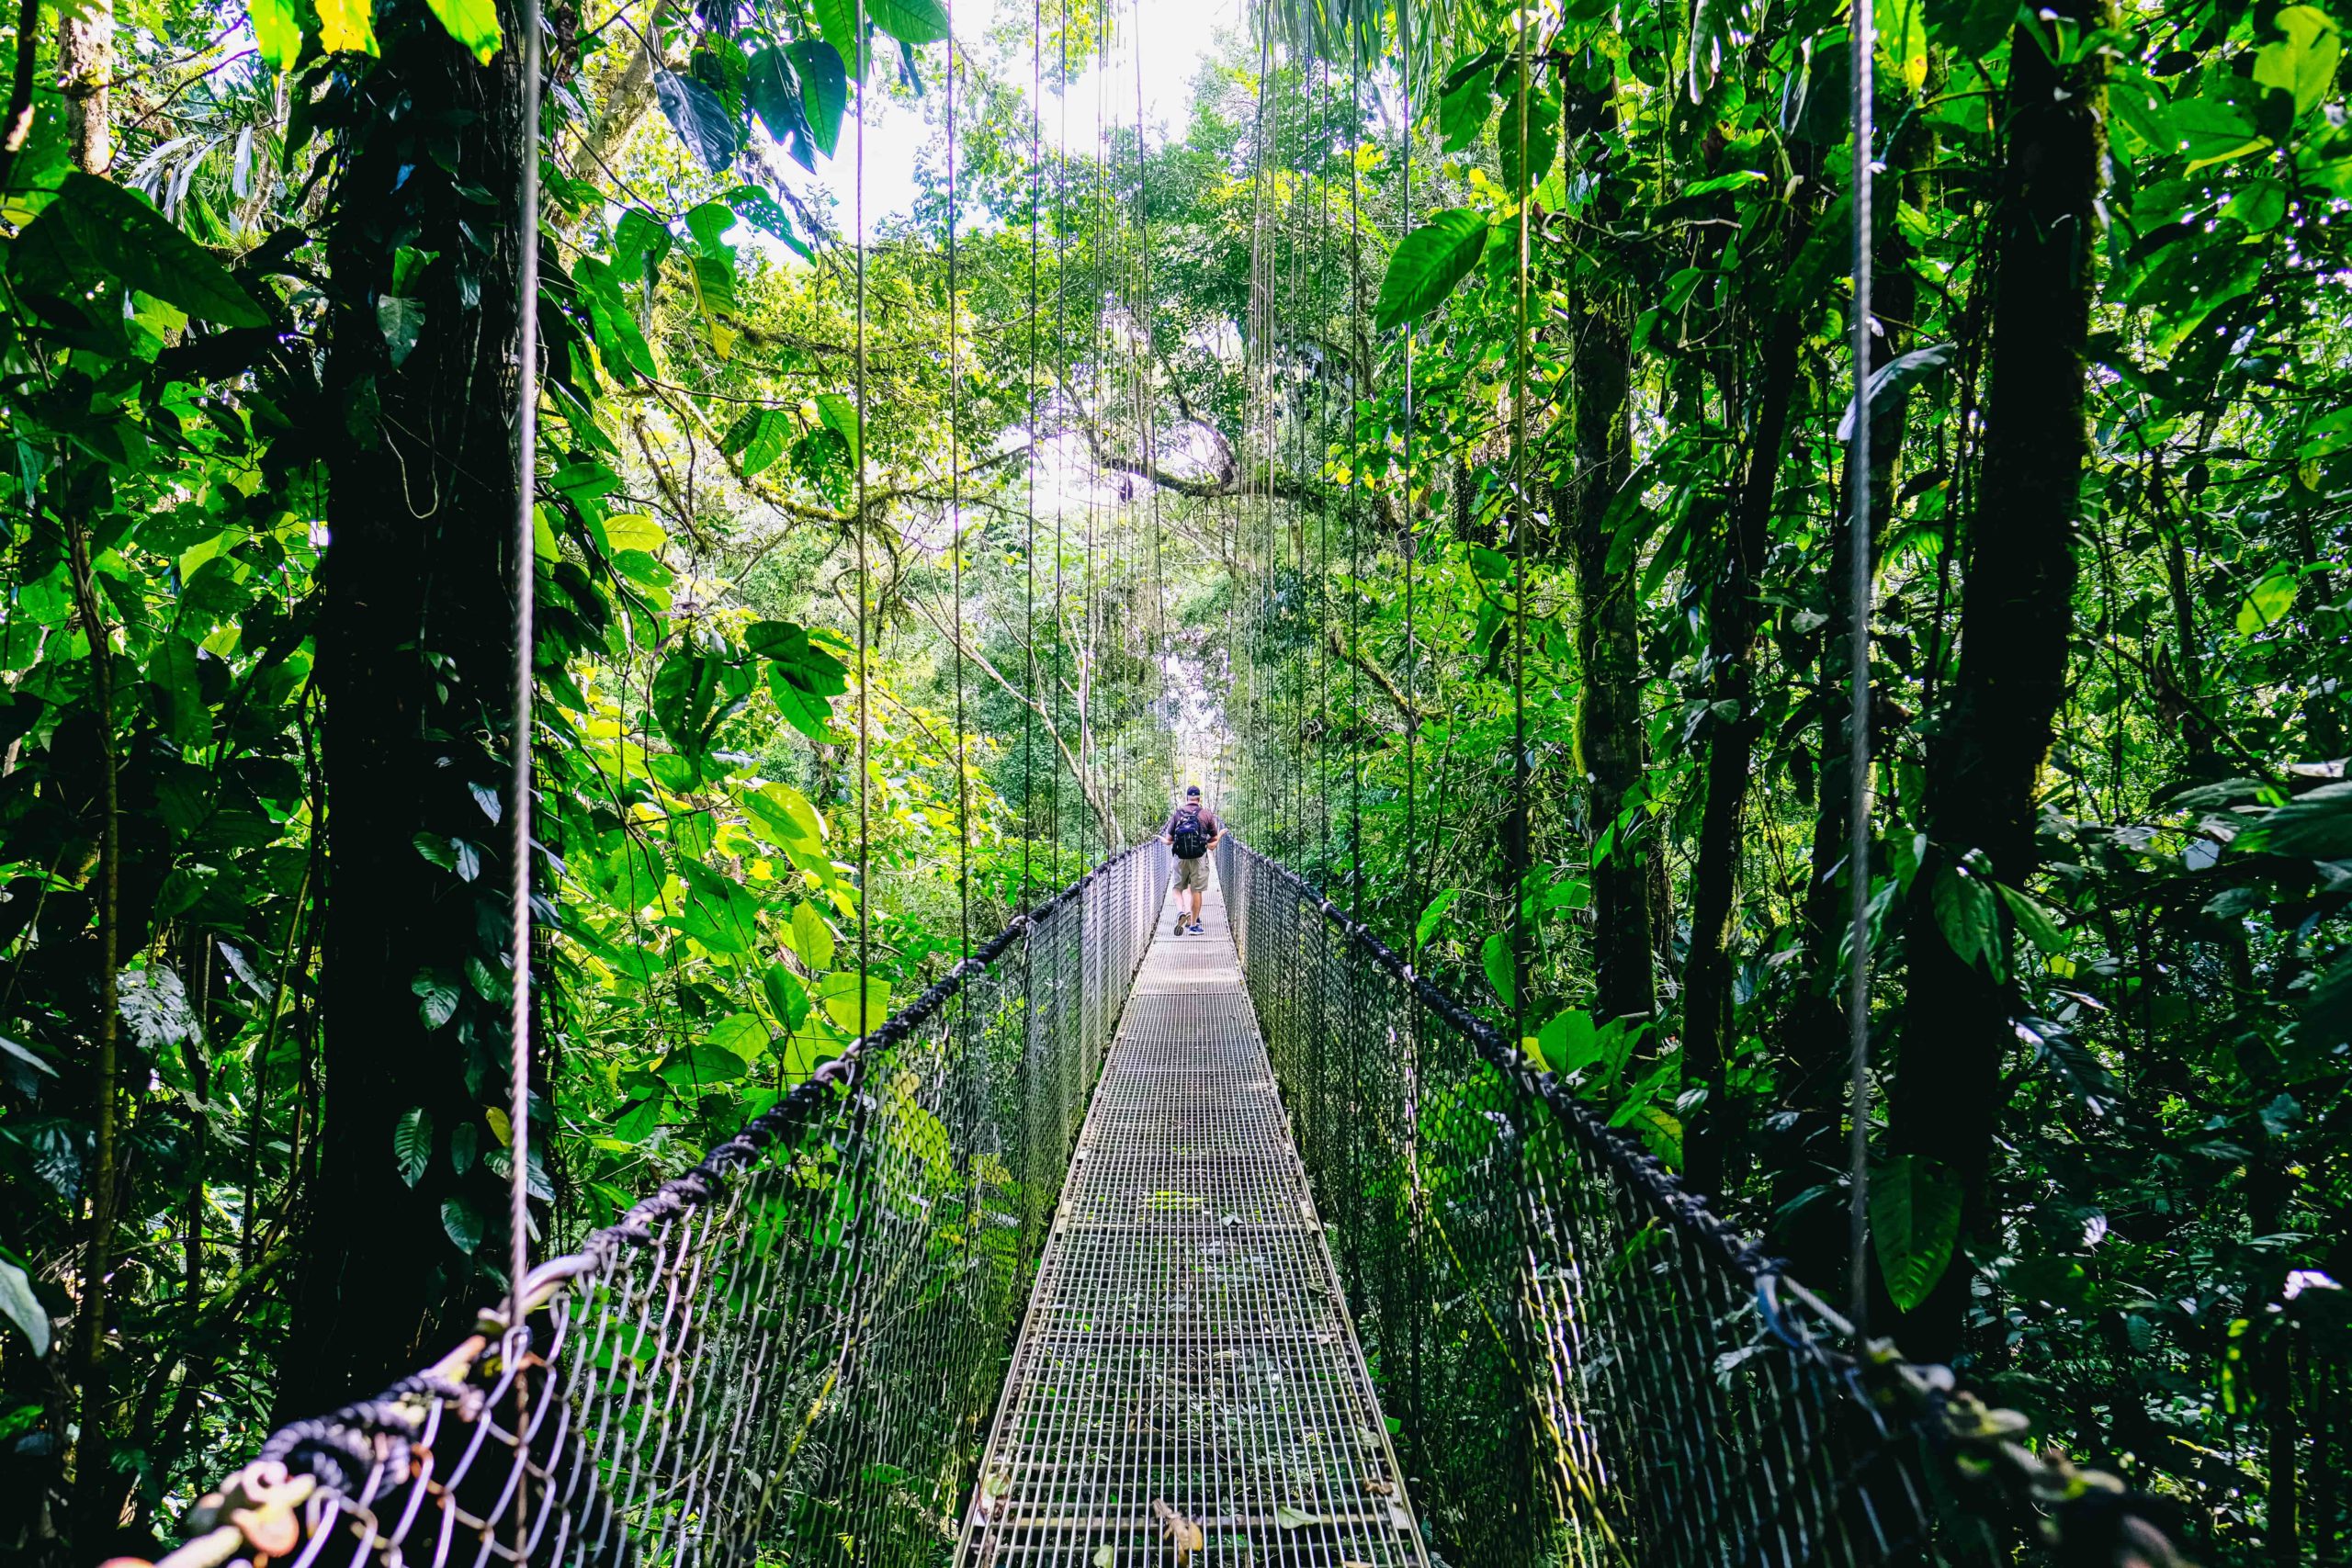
[1845,0,1878,1331]
[1347,25,1365,919]
[1398,0,1419,957]
[854,0,872,1045]
[947,17,969,957]
[505,0,543,1362]
[1508,0,1532,1045]
[1024,0,1043,904]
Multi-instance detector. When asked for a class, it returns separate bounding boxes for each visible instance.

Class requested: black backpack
[1170,804,1208,859]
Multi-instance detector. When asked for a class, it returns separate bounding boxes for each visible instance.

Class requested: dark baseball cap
[1185,784,1202,797]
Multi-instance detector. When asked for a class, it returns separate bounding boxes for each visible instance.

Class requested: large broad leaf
[393,1107,434,1187]
[423,0,503,62]
[1374,209,1488,332]
[788,901,837,968]
[1931,863,2000,976]
[10,174,267,327]
[815,972,891,1035]
[813,0,863,77]
[1480,930,1517,1012]
[1414,887,1459,946]
[2234,569,2299,635]
[655,71,740,173]
[0,1258,49,1357]
[866,0,947,43]
[2254,6,2341,118]
[1871,1154,1962,1313]
[1835,341,1955,440]
[746,48,817,168]
[248,0,303,69]
[441,1195,483,1255]
[787,40,848,155]
[2238,782,2352,860]
[661,1040,749,1086]
[762,963,810,1030]
[813,391,862,467]
[314,0,379,54]
[679,860,760,954]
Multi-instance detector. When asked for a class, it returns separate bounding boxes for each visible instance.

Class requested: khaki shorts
[1173,854,1211,893]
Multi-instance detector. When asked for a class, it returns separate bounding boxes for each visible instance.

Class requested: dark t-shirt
[1165,805,1221,852]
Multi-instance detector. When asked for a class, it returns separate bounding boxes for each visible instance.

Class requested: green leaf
[813,0,863,77]
[1535,1009,1604,1077]
[0,1258,51,1358]
[1374,209,1489,332]
[723,184,809,256]
[742,782,827,852]
[706,1010,770,1061]
[1931,863,2001,976]
[1926,0,2015,56]
[604,512,666,553]
[1415,887,1460,946]
[815,972,890,1035]
[1438,61,1495,152]
[248,0,303,69]
[867,0,948,43]
[145,635,209,745]
[2238,783,2352,861]
[788,901,838,968]
[393,1107,434,1188]
[814,391,862,467]
[314,0,378,54]
[2235,569,2298,635]
[788,40,849,156]
[412,969,460,1030]
[1272,1504,1324,1529]
[441,1195,483,1255]
[661,1040,750,1085]
[9,173,268,328]
[2255,6,2341,118]
[377,294,425,367]
[1480,931,1517,1012]
[747,47,817,168]
[679,860,760,955]
[423,0,502,62]
[1092,1546,1115,1568]
[1835,341,1955,441]
[655,71,740,173]
[763,963,811,1029]
[1879,0,1930,94]
[1996,885,2068,955]
[1871,1155,1962,1313]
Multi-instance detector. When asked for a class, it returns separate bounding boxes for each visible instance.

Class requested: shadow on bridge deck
[958,874,1430,1566]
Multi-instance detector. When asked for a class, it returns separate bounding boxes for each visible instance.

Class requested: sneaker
[1172,918,1187,936]
[1188,922,1204,934]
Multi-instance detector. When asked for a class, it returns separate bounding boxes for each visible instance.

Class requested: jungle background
[0,0,2347,1555]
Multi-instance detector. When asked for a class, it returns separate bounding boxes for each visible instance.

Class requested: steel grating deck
[958,878,1430,1567]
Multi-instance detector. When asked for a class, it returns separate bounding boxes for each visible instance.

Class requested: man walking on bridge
[1159,785,1222,935]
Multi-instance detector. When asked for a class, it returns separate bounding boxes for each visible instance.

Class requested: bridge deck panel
[959,879,1429,1567]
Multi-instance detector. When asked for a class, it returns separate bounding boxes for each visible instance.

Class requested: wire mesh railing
[155,842,1172,1568]
[1215,836,2198,1568]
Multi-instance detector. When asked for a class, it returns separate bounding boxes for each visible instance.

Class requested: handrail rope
[160,840,1170,1568]
[1221,833,2200,1568]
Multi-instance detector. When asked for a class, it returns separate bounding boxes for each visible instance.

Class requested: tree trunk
[282,0,528,1416]
[1680,302,1802,1201]
[1565,303,1657,1030]
[57,0,109,174]
[1889,0,2108,1360]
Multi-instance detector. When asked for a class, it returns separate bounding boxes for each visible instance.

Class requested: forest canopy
[0,0,2347,1556]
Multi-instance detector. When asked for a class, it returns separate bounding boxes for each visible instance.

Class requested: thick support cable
[1845,0,1877,1333]
[506,0,543,1360]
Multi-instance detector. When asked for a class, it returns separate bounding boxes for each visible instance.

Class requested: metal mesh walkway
[957,875,1429,1566]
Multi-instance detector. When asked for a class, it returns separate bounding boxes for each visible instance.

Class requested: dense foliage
[0,0,2346,1555]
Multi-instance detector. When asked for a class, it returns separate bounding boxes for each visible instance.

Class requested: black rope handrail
[1216,834,2199,1568]
[148,840,1174,1568]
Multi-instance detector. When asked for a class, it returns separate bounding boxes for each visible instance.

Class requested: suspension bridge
[144,835,2190,1568]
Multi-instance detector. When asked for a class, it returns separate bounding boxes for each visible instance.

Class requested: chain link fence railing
[1216,836,2198,1568]
[150,843,1172,1568]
